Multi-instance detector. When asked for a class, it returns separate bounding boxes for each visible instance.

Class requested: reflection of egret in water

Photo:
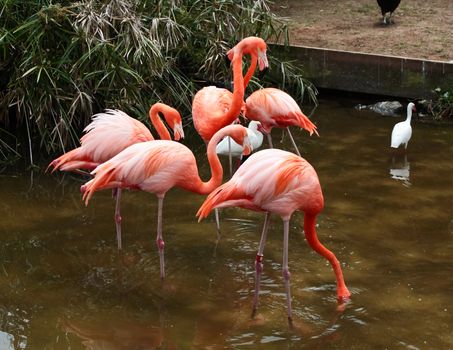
[390,154,411,187]
[59,317,176,350]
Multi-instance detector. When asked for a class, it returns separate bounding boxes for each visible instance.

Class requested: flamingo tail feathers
[293,111,319,136]
[197,182,245,221]
[47,148,83,173]
[81,166,118,206]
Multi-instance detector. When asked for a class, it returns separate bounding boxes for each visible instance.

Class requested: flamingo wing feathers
[197,149,323,220]
[83,141,194,204]
[81,109,153,162]
[245,88,318,135]
[193,86,244,142]
[49,110,153,172]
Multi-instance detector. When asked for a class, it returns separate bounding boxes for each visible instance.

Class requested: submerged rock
[355,101,403,116]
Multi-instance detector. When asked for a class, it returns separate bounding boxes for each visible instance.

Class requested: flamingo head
[149,103,185,140]
[227,36,269,72]
[222,125,252,156]
[242,135,252,156]
[408,102,416,113]
[256,122,271,134]
[162,105,185,141]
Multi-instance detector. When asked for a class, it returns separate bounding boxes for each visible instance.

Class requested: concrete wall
[272,44,453,99]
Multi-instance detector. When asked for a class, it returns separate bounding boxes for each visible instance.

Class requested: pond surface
[1,96,453,349]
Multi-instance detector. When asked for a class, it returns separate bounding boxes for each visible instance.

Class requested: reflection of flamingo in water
[59,318,175,350]
[48,103,184,250]
[197,148,350,321]
[81,125,251,279]
[244,88,318,156]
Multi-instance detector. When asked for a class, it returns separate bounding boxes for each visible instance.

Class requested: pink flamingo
[197,148,350,320]
[245,87,318,156]
[192,37,268,228]
[81,125,251,279]
[192,36,268,143]
[48,103,184,250]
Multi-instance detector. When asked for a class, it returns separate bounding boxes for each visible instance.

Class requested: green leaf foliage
[0,0,317,165]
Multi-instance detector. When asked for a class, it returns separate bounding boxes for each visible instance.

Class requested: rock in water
[355,101,403,116]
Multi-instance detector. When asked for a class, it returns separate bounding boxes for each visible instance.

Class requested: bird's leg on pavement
[282,219,293,321]
[252,212,271,317]
[114,188,123,251]
[286,127,302,157]
[156,196,165,279]
[303,214,351,302]
[266,133,274,148]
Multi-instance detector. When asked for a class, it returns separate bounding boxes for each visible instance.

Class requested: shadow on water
[1,95,453,349]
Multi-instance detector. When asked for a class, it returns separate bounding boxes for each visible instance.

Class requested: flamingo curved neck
[182,130,233,194]
[215,55,245,131]
[149,103,172,140]
[242,53,257,88]
[194,130,228,195]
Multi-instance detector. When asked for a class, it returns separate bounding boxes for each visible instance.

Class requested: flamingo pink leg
[214,209,221,234]
[286,127,301,157]
[252,212,271,315]
[303,214,351,301]
[282,219,293,320]
[114,188,122,251]
[266,133,273,148]
[156,196,165,279]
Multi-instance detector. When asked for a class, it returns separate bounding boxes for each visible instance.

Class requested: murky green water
[1,96,453,349]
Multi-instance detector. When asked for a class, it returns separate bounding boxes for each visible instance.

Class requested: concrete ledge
[272,44,453,99]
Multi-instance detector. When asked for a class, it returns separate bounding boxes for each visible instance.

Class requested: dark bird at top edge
[377,0,401,24]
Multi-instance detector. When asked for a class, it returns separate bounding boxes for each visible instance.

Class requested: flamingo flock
[49,36,351,321]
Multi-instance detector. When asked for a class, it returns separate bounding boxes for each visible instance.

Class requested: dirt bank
[273,0,452,61]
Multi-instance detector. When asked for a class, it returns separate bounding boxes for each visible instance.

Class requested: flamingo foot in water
[337,287,352,302]
[252,253,264,315]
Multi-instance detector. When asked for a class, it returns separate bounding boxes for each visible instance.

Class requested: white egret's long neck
[405,105,413,123]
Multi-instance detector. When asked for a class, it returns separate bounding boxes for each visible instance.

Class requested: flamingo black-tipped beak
[258,49,269,71]
[242,136,252,156]
[257,66,269,80]
[173,123,185,141]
